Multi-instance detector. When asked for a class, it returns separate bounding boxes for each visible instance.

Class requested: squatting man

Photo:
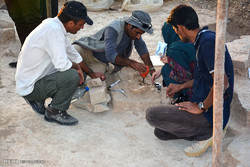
[15,1,105,125]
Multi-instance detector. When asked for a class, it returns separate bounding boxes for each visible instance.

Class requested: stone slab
[231,75,250,126]
[227,36,250,78]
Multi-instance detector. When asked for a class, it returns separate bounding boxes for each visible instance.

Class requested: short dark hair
[125,22,139,29]
[57,1,93,25]
[57,3,83,24]
[167,5,200,30]
[58,10,82,24]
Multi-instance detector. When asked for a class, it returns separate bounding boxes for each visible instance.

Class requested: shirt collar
[54,17,67,36]
[194,26,210,46]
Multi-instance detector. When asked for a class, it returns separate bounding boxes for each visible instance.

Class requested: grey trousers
[146,105,213,141]
[24,69,80,111]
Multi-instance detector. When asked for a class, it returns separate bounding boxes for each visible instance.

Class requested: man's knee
[145,107,157,125]
[63,69,80,86]
[73,44,91,58]
[70,69,80,83]
[73,44,82,54]
[73,44,95,65]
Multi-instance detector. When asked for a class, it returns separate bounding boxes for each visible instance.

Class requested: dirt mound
[189,0,250,42]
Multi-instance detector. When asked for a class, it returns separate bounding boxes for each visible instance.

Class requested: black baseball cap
[63,1,93,25]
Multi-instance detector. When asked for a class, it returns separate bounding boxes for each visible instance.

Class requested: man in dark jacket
[146,5,234,157]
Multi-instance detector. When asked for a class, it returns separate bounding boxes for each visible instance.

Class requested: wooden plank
[213,0,228,166]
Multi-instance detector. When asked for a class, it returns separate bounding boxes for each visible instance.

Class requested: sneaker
[44,106,78,125]
[184,125,229,157]
[25,99,46,115]
[184,137,213,157]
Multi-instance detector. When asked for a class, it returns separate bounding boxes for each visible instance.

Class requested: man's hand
[78,61,105,81]
[89,72,106,81]
[130,61,147,73]
[77,67,85,85]
[72,63,84,85]
[166,83,182,97]
[151,68,161,84]
[114,54,154,74]
[175,102,203,114]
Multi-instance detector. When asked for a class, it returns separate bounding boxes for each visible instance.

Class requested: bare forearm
[71,62,80,70]
[203,86,213,110]
[114,54,147,73]
[114,54,136,67]
[166,80,193,97]
[180,79,194,90]
[140,53,155,74]
[78,61,93,75]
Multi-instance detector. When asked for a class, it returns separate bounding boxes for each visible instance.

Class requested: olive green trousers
[24,69,80,111]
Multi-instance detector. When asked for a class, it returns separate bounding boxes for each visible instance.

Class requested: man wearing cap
[73,10,156,76]
[15,1,105,126]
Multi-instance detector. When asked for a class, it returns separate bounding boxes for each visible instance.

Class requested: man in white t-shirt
[15,1,105,126]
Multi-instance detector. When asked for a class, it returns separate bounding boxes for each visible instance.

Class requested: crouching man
[146,5,234,156]
[15,1,105,125]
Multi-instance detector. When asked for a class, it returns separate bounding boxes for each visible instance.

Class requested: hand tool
[140,66,149,84]
[154,82,161,91]
[109,88,127,97]
[107,80,127,97]
[107,79,120,90]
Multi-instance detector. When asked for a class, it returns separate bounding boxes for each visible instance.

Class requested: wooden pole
[213,0,228,166]
[46,0,52,18]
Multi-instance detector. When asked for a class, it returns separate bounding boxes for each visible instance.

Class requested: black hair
[167,5,200,30]
[125,22,139,29]
[131,25,138,29]
[57,7,82,25]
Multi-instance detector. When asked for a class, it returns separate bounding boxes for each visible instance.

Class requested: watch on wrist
[198,102,206,112]
[149,67,155,76]
[149,67,155,71]
[86,68,93,75]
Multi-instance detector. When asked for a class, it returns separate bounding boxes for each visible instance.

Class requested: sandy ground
[0,1,248,167]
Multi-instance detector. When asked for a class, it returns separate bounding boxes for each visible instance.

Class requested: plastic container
[71,86,89,103]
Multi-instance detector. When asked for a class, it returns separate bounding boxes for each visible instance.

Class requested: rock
[92,103,110,113]
[89,87,109,105]
[0,10,16,46]
[231,76,250,127]
[227,36,250,78]
[0,9,20,53]
[0,10,14,29]
[72,81,111,113]
[86,78,106,88]
[0,28,16,43]
[72,95,111,113]
[227,131,250,167]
